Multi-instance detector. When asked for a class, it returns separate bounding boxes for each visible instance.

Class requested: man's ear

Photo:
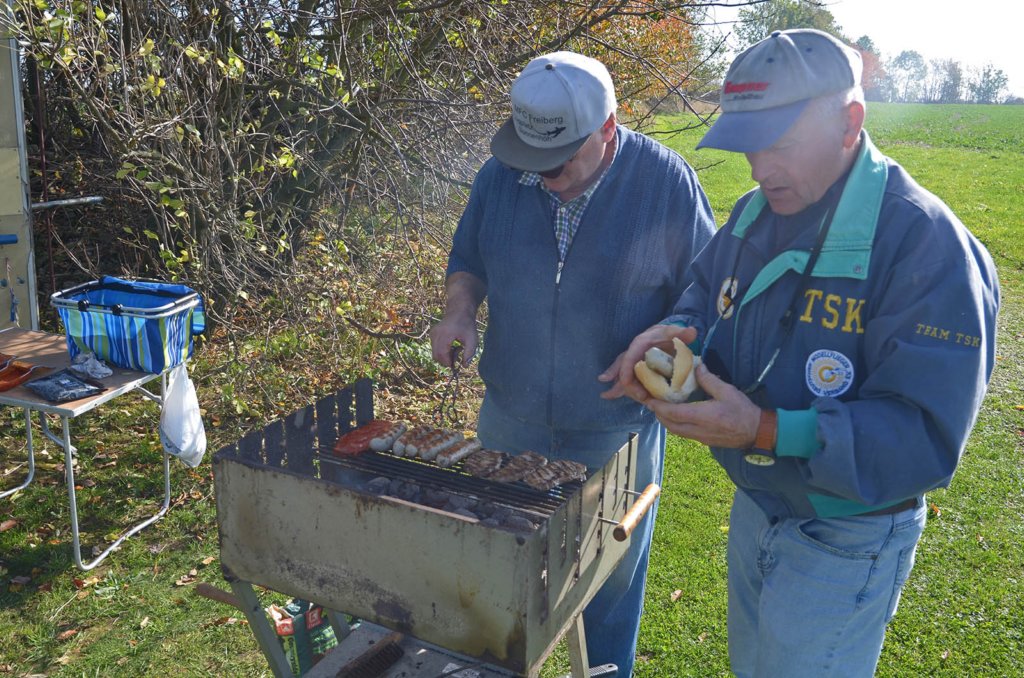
[843,101,865,149]
[600,113,617,141]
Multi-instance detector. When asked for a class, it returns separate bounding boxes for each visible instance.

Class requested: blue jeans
[727,488,926,678]
[477,395,666,678]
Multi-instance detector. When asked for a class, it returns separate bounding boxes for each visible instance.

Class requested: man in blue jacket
[602,29,999,677]
[430,51,716,675]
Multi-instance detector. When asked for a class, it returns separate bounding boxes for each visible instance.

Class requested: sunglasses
[537,146,583,179]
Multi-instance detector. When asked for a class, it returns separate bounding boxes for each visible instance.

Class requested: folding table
[0,327,170,570]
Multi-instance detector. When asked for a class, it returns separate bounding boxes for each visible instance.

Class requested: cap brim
[696,99,810,153]
[490,118,590,172]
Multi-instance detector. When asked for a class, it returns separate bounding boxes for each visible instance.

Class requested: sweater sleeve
[446,160,495,284]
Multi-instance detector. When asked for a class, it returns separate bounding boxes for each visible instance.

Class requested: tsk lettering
[800,289,864,334]
[915,323,981,347]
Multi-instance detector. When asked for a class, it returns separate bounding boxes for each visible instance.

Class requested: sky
[706,0,1023,99]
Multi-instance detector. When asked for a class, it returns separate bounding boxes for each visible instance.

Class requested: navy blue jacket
[449,126,716,433]
[668,132,1000,517]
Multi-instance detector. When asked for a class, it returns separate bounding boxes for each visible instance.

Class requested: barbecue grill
[213,379,658,677]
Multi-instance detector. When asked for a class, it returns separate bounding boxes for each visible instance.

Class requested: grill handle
[613,483,662,542]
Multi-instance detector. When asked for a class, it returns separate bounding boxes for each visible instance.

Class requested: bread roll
[633,338,700,403]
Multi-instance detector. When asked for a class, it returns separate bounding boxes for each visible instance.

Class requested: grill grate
[316,450,580,519]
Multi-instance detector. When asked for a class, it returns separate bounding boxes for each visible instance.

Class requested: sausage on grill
[368,422,408,452]
[435,438,482,468]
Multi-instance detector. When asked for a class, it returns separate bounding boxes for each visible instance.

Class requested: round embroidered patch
[805,349,854,397]
[717,277,739,320]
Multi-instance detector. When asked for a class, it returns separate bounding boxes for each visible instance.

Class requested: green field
[1,103,1022,677]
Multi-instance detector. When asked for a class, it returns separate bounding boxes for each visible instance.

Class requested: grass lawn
[2,103,1022,677]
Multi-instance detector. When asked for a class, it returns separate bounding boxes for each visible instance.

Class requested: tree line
[734,1,1016,105]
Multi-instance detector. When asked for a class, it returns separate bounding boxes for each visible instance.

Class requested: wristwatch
[744,409,777,466]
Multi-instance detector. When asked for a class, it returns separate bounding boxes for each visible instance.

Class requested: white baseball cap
[491,51,617,172]
[697,29,862,153]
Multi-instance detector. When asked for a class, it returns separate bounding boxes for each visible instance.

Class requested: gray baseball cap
[491,52,617,172]
[697,29,862,153]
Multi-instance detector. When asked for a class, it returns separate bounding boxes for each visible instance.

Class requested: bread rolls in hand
[633,337,701,403]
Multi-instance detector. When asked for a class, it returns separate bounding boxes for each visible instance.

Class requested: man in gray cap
[601,29,999,676]
[430,51,715,675]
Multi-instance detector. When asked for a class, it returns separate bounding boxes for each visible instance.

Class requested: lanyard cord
[704,199,840,393]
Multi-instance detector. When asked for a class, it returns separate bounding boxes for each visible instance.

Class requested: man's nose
[745,151,772,184]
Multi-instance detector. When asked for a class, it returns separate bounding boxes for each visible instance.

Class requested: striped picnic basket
[51,276,205,374]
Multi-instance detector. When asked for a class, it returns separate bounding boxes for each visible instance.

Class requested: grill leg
[567,614,589,677]
[325,608,353,642]
[230,581,296,678]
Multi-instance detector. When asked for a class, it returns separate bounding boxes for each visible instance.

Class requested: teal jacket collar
[735,131,888,306]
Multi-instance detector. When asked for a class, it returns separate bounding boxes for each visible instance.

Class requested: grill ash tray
[305,621,517,678]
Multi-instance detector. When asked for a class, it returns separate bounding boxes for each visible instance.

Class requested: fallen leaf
[697,632,708,643]
[201,556,215,566]
[941,649,950,660]
[0,519,17,532]
[56,628,78,642]
[140,616,151,628]
[10,575,31,586]
[929,503,941,517]
[670,589,683,602]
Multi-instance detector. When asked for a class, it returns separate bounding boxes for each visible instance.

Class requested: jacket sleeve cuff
[776,407,820,459]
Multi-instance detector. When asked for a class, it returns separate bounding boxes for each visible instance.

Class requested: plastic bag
[159,364,206,467]
[24,369,104,402]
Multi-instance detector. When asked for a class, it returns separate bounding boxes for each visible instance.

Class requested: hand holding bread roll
[633,337,701,403]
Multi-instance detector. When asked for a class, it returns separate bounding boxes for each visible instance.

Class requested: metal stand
[0,407,34,500]
[0,328,174,570]
[228,578,608,678]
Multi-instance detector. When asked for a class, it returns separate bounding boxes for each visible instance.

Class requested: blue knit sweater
[449,126,716,431]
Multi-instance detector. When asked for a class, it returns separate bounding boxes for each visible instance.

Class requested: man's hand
[431,272,485,368]
[644,363,761,449]
[599,324,696,402]
[430,315,477,368]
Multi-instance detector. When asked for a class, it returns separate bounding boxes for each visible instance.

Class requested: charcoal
[489,507,512,523]
[365,477,391,494]
[421,488,451,508]
[452,508,479,520]
[392,481,421,502]
[475,501,497,518]
[504,515,536,532]
[445,495,477,511]
[480,518,501,528]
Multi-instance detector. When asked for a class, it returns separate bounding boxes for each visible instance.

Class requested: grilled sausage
[368,422,408,452]
[434,438,482,468]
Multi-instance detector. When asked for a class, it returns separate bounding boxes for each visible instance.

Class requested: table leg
[0,407,35,500]
[61,414,173,570]
[229,580,296,678]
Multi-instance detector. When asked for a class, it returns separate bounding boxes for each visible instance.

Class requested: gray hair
[807,86,865,126]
